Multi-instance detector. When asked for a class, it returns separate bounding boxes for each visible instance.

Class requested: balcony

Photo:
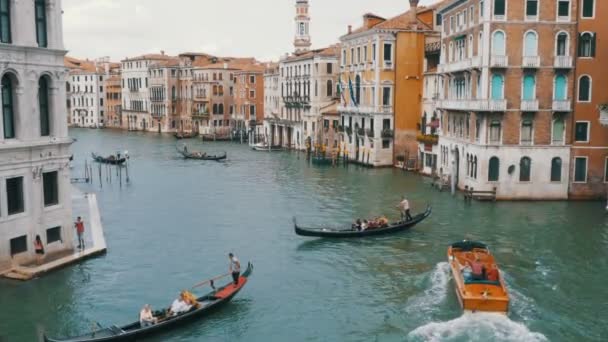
[438,99,507,112]
[490,55,509,68]
[381,129,394,139]
[552,99,571,112]
[366,128,375,138]
[554,56,573,69]
[522,56,540,68]
[416,134,439,145]
[521,99,539,111]
[438,56,481,74]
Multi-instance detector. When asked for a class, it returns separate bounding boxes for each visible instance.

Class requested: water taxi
[447,241,509,313]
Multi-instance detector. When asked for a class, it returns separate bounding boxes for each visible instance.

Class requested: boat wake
[405,262,451,316]
[407,312,548,342]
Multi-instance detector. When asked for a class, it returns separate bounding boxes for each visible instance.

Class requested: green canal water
[1,129,607,341]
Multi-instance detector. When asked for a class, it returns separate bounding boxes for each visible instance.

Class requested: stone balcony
[552,99,572,112]
[522,56,540,68]
[438,56,481,74]
[337,105,394,115]
[554,56,573,69]
[438,99,507,112]
[490,55,509,68]
[521,99,539,111]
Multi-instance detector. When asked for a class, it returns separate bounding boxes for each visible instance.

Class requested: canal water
[1,129,607,342]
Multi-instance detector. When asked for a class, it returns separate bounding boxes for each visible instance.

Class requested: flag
[348,77,358,107]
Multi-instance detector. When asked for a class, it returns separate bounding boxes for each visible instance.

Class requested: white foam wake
[405,262,451,315]
[407,312,548,342]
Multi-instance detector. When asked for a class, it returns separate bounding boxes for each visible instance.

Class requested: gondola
[294,206,431,238]
[91,153,127,165]
[44,263,253,342]
[177,148,227,161]
[174,132,196,140]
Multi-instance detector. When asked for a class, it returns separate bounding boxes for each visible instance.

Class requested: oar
[191,273,231,290]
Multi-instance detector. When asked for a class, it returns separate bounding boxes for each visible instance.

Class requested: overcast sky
[63,0,440,62]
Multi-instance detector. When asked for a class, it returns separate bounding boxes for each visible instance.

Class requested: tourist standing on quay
[75,217,85,250]
[229,253,241,286]
[398,196,413,222]
[34,235,45,265]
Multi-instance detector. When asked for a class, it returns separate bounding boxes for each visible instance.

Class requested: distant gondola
[44,263,253,342]
[174,132,196,140]
[294,206,431,238]
[91,153,127,165]
[177,148,227,161]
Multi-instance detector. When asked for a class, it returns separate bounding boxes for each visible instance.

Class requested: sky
[63,0,440,62]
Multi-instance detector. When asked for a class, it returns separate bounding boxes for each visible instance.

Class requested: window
[605,158,608,182]
[383,43,393,64]
[578,33,595,57]
[494,0,505,16]
[326,80,333,97]
[249,105,256,117]
[552,114,565,144]
[10,236,27,256]
[491,74,504,100]
[558,1,570,18]
[2,74,15,139]
[382,140,390,149]
[488,157,500,181]
[578,75,591,102]
[521,114,534,145]
[39,77,51,136]
[522,75,535,100]
[492,31,506,55]
[382,87,391,106]
[574,121,589,142]
[355,75,361,105]
[582,0,594,18]
[7,176,24,215]
[249,75,255,83]
[0,0,11,43]
[43,171,59,206]
[524,31,538,56]
[551,157,562,182]
[47,226,62,244]
[574,157,588,182]
[526,0,538,18]
[556,33,568,56]
[35,0,48,47]
[327,63,333,74]
[554,75,567,100]
[489,120,501,144]
[520,157,532,182]
[480,1,484,19]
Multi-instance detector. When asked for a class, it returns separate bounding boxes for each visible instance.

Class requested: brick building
[105,65,122,129]
[233,63,265,138]
[436,0,578,200]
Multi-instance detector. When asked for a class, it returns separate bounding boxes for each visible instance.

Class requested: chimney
[161,50,165,56]
[409,0,419,24]
[348,25,352,34]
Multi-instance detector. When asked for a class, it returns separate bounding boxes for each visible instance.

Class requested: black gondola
[176,148,227,161]
[91,153,127,165]
[294,206,432,238]
[44,263,253,342]
[174,132,196,140]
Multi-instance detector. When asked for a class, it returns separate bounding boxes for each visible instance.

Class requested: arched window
[551,157,562,182]
[355,75,361,105]
[491,74,504,100]
[473,156,478,179]
[552,114,565,145]
[212,104,218,114]
[35,0,48,47]
[492,31,506,55]
[522,75,535,100]
[39,76,51,136]
[2,73,16,139]
[488,157,500,181]
[556,32,568,56]
[523,31,538,56]
[520,157,532,182]
[0,0,11,43]
[578,32,595,57]
[326,80,333,97]
[172,86,176,100]
[578,75,592,102]
[218,103,224,114]
[554,75,567,100]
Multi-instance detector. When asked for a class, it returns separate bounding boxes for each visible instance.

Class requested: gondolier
[229,253,241,286]
[398,196,413,222]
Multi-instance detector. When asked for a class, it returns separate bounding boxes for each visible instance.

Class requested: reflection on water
[0,129,606,341]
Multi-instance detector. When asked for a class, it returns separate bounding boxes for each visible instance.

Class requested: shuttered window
[494,0,505,16]
[582,0,594,18]
[0,0,10,43]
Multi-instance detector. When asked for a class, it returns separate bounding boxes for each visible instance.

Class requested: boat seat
[464,279,500,286]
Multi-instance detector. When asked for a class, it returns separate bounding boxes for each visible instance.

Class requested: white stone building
[0,0,75,268]
[418,41,442,175]
[66,58,109,128]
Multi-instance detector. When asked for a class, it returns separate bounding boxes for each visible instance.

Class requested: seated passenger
[486,264,499,282]
[168,292,192,316]
[469,258,485,280]
[353,219,362,231]
[140,304,157,327]
[378,217,389,228]
[361,220,368,231]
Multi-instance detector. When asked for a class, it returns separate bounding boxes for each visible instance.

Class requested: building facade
[418,40,442,175]
[570,0,608,199]
[234,64,265,137]
[105,66,122,129]
[436,0,577,200]
[65,57,112,128]
[0,0,75,268]
[263,63,281,145]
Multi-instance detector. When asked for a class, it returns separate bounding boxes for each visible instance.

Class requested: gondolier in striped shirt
[397,196,413,222]
[229,253,241,286]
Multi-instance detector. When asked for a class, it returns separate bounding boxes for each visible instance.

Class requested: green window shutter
[591,34,596,57]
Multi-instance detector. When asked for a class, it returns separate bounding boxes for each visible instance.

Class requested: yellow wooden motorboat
[448,241,509,313]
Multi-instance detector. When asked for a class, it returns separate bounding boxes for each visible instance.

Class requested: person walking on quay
[34,235,45,265]
[229,253,241,286]
[75,216,85,250]
[397,195,413,222]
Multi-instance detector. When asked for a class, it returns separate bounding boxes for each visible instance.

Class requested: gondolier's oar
[191,273,231,290]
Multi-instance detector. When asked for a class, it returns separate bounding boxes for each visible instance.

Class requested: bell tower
[294,0,312,54]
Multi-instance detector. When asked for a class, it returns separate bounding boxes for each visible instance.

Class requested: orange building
[233,63,265,139]
[570,0,608,199]
[105,65,122,129]
[339,0,443,166]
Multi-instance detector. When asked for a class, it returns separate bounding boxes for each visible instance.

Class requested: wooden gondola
[91,153,127,165]
[174,132,196,140]
[44,263,253,342]
[294,206,431,238]
[251,143,283,152]
[177,147,227,161]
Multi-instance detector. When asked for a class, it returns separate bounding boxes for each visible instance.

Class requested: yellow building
[339,0,443,166]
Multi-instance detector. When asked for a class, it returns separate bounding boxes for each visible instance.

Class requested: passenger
[486,264,499,282]
[367,219,378,229]
[168,292,192,316]
[140,304,157,327]
[354,219,362,231]
[361,220,368,231]
[378,217,389,228]
[469,258,485,280]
